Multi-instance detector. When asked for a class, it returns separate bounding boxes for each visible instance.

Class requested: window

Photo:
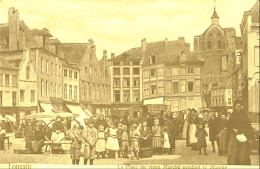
[143,70,149,78]
[172,68,178,75]
[20,90,25,102]
[26,66,30,79]
[123,90,130,102]
[74,72,78,79]
[0,74,2,85]
[123,58,130,65]
[89,66,92,75]
[218,40,222,49]
[5,74,9,85]
[180,80,186,93]
[150,55,157,64]
[158,82,164,94]
[114,90,120,102]
[151,85,157,95]
[46,81,49,97]
[123,78,130,87]
[64,84,67,99]
[123,68,130,75]
[180,67,186,75]
[74,86,78,100]
[46,60,49,75]
[41,58,44,73]
[41,79,44,97]
[133,90,140,101]
[31,90,35,102]
[133,68,140,75]
[114,78,120,87]
[50,62,53,75]
[254,46,259,66]
[69,70,72,78]
[132,61,140,65]
[187,67,193,74]
[188,81,194,92]
[69,85,72,100]
[194,79,201,92]
[208,41,211,49]
[151,69,156,77]
[172,82,179,94]
[113,61,120,65]
[12,75,17,86]
[12,92,16,106]
[64,69,68,77]
[228,98,231,105]
[133,78,140,87]
[113,68,120,76]
[0,91,2,106]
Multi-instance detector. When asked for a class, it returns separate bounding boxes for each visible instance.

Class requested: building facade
[108,47,142,118]
[141,38,205,114]
[239,1,259,122]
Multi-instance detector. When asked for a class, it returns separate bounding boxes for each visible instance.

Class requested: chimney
[111,53,115,58]
[164,38,168,46]
[141,38,146,52]
[103,50,107,58]
[178,37,185,44]
[8,7,19,51]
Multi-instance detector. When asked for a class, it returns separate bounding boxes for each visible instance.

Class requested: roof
[30,28,52,37]
[45,38,61,44]
[110,47,142,61]
[57,43,88,64]
[0,20,30,40]
[211,8,219,18]
[0,57,18,69]
[142,40,190,65]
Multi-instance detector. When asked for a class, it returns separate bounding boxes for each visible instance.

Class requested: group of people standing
[184,100,256,165]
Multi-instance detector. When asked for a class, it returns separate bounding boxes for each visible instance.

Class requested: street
[0,139,258,166]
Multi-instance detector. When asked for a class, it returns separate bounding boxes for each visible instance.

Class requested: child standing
[130,123,140,160]
[83,118,97,165]
[152,119,163,155]
[106,122,119,158]
[96,125,106,159]
[195,124,208,155]
[162,126,170,154]
[121,125,129,158]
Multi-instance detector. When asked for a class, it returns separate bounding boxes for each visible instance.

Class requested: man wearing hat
[83,118,97,165]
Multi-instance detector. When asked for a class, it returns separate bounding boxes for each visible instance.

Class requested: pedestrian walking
[83,118,97,165]
[66,124,83,165]
[227,100,255,165]
[195,124,208,155]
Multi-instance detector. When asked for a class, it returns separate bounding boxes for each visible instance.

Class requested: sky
[0,0,257,59]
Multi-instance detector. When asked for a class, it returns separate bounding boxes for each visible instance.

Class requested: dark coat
[195,128,208,148]
[208,117,219,141]
[227,109,254,165]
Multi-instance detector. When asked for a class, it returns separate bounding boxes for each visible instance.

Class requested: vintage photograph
[0,0,259,168]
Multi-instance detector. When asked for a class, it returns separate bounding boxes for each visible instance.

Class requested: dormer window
[150,54,157,64]
[208,41,212,49]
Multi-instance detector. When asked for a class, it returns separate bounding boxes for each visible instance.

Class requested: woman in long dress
[106,122,119,158]
[218,114,229,156]
[227,100,255,165]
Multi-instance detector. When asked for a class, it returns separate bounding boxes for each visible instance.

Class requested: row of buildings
[0,1,259,129]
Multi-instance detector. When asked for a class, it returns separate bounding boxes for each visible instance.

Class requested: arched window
[208,41,212,49]
[26,65,30,79]
[218,40,222,49]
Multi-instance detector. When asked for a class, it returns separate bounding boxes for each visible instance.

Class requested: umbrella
[5,115,16,122]
[0,115,6,121]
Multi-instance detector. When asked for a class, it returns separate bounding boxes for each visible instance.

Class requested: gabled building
[193,6,237,105]
[141,38,205,114]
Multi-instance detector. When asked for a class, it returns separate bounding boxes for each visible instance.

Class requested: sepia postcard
[0,0,259,168]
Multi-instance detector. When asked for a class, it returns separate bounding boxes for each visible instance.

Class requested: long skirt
[106,137,119,151]
[197,138,207,149]
[227,134,251,165]
[31,140,44,153]
[189,124,197,144]
[96,139,106,153]
[152,136,162,148]
[84,144,96,159]
[182,120,189,139]
[218,129,228,153]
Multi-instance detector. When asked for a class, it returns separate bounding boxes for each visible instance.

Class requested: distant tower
[8,7,19,51]
[211,0,219,25]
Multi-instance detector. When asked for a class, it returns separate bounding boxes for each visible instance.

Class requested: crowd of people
[0,100,257,166]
